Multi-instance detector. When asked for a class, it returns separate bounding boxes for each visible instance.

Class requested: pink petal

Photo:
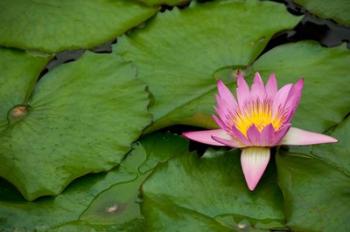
[217,80,237,109]
[271,123,291,145]
[215,95,234,123]
[212,115,227,130]
[260,124,275,146]
[231,125,250,145]
[236,71,250,107]
[288,79,304,103]
[280,127,338,145]
[212,135,244,148]
[215,99,229,122]
[182,129,231,146]
[251,72,266,99]
[241,147,270,191]
[283,79,304,122]
[246,124,261,145]
[265,73,278,98]
[272,83,293,117]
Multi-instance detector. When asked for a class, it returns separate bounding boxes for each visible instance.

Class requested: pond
[0,0,349,231]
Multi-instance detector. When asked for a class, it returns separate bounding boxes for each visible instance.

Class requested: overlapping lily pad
[276,115,350,232]
[0,133,187,231]
[114,0,301,131]
[0,132,287,231]
[0,52,151,200]
[142,149,285,230]
[294,0,350,26]
[0,0,348,229]
[0,0,158,53]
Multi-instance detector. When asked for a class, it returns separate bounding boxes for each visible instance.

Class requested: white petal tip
[247,182,257,191]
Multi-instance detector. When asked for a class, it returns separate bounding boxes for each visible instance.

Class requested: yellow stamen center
[233,100,283,136]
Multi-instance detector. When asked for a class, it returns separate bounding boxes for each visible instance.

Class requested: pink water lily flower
[183,72,337,191]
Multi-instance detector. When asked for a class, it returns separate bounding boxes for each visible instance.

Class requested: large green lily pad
[251,41,350,133]
[142,149,285,231]
[0,48,51,128]
[311,117,350,175]
[0,133,187,231]
[294,0,350,26]
[0,52,151,200]
[277,155,350,232]
[0,0,158,53]
[276,115,350,232]
[114,0,301,131]
[142,197,233,232]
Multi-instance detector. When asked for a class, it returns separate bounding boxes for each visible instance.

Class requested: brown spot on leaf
[8,105,29,123]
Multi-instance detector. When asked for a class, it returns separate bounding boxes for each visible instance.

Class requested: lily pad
[294,0,350,26]
[312,117,350,175]
[0,133,186,231]
[0,48,51,128]
[277,153,350,232]
[0,170,137,232]
[142,149,285,230]
[276,148,350,232]
[114,0,301,131]
[0,0,158,53]
[251,41,350,133]
[276,116,350,231]
[0,52,151,200]
[142,197,233,232]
